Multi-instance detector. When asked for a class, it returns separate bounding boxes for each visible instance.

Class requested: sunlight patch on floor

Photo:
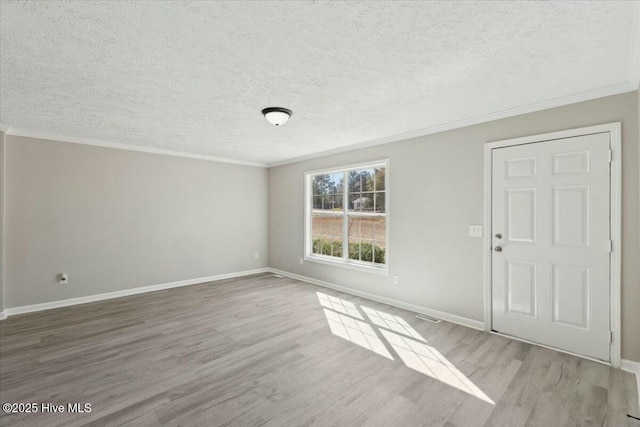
[379,329,495,404]
[316,291,495,404]
[362,305,426,342]
[317,292,363,319]
[322,308,394,360]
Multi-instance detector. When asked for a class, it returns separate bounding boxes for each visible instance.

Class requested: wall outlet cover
[469,224,483,238]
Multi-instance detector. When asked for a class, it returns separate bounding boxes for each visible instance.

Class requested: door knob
[494,246,503,252]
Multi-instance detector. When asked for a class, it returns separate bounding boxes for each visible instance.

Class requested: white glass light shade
[262,107,292,126]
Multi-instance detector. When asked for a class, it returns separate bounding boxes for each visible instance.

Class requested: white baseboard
[268,268,485,331]
[622,359,640,374]
[1,268,269,317]
[0,311,6,320]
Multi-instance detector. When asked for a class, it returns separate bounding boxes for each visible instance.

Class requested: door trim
[483,122,622,367]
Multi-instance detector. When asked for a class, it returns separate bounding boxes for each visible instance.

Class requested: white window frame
[304,159,390,275]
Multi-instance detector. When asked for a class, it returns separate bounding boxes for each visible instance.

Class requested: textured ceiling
[0,1,638,165]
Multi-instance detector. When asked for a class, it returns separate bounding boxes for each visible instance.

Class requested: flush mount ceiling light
[262,107,292,126]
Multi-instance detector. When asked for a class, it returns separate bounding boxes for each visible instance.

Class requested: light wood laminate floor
[0,274,638,426]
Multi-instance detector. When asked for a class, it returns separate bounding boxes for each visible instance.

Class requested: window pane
[312,237,325,255]
[348,241,361,261]
[312,196,323,210]
[348,216,359,242]
[374,192,386,213]
[324,215,343,237]
[327,216,342,240]
[362,169,374,191]
[312,213,343,259]
[372,216,386,249]
[348,216,385,265]
[348,193,361,211]
[348,239,375,262]
[313,195,344,212]
[312,174,341,196]
[347,169,374,193]
[331,240,343,257]
[313,237,341,257]
[321,238,332,256]
[349,216,374,241]
[312,175,326,195]
[311,213,327,237]
[348,216,361,261]
[359,241,376,262]
[328,195,343,212]
[330,172,344,193]
[348,192,373,212]
[373,167,385,191]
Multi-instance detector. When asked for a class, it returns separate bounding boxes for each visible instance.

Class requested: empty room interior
[1,1,640,426]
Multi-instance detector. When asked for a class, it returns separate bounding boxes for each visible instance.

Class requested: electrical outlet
[299,257,304,265]
[393,274,399,285]
[254,252,260,260]
[469,224,483,238]
[58,273,69,285]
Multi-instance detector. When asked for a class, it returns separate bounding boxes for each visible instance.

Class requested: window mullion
[343,171,348,261]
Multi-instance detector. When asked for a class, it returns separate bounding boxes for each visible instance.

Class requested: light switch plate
[469,224,483,237]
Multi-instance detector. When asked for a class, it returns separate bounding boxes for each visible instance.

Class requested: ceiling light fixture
[262,107,292,126]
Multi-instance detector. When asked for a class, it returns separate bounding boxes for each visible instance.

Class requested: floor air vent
[416,314,441,323]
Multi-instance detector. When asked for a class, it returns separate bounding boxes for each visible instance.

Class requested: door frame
[482,122,622,367]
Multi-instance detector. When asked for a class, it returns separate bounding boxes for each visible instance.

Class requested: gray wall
[0,130,5,313]
[269,91,640,362]
[4,136,269,308]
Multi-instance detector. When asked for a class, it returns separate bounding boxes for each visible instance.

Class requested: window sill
[304,255,389,276]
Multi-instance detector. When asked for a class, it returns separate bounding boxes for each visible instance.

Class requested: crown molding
[629,1,640,90]
[267,82,635,168]
[3,127,267,168]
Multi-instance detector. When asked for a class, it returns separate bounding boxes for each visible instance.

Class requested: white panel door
[491,132,611,361]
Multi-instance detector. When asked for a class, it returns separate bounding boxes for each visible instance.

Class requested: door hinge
[608,149,613,163]
[609,331,613,344]
[608,240,613,253]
